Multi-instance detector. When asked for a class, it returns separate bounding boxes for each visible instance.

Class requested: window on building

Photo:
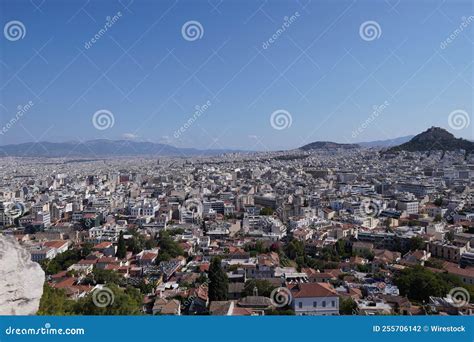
[313,301,317,308]
[299,302,303,309]
[332,300,335,307]
[322,301,326,308]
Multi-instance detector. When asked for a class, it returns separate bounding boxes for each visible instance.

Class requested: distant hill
[299,141,360,151]
[388,127,474,152]
[358,135,414,148]
[0,140,243,158]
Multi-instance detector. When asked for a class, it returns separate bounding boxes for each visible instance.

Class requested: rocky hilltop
[388,127,474,152]
[0,235,45,315]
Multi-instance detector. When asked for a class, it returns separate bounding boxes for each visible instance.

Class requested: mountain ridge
[388,126,474,153]
[0,140,245,157]
[299,141,360,151]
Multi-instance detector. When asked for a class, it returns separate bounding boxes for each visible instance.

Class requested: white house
[290,282,339,315]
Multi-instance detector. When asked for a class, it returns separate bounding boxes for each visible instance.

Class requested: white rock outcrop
[0,235,45,315]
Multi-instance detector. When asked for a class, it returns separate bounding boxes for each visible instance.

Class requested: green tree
[445,231,455,242]
[41,248,85,275]
[38,284,75,315]
[242,279,276,297]
[116,231,127,258]
[393,266,474,303]
[409,236,424,251]
[208,257,228,301]
[92,268,122,285]
[285,239,305,260]
[339,297,358,315]
[74,284,143,315]
[260,207,274,216]
[155,231,184,263]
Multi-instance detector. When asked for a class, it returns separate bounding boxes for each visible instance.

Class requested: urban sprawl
[1,147,473,316]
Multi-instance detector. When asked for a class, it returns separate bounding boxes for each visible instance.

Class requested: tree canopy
[208,257,228,301]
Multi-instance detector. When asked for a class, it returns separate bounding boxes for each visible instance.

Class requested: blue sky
[0,0,472,150]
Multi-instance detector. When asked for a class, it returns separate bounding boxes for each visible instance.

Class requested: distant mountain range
[1,127,471,158]
[358,135,414,148]
[388,127,474,153]
[0,140,243,158]
[297,136,413,151]
[299,128,472,153]
[299,141,359,151]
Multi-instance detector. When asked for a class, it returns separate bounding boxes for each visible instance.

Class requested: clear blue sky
[0,0,472,150]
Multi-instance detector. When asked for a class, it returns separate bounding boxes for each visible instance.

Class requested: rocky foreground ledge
[0,235,45,315]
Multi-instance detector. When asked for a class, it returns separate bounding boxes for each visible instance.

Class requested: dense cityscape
[1,127,473,316]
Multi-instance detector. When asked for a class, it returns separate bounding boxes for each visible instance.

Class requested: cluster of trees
[38,283,143,315]
[242,279,276,297]
[156,230,184,263]
[112,228,163,259]
[40,244,93,275]
[394,266,474,303]
[283,238,339,271]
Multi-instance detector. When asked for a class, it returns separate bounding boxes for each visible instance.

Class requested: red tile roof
[43,240,68,249]
[290,282,337,298]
